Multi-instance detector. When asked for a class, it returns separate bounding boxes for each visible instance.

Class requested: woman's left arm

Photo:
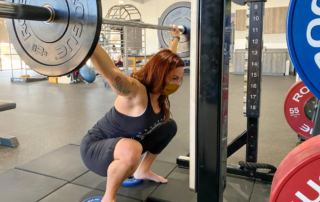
[168,25,180,54]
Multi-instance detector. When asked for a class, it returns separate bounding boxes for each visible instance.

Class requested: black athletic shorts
[80,118,177,177]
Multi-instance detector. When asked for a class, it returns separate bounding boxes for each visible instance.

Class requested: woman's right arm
[90,44,141,97]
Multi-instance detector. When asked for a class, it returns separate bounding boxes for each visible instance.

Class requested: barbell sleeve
[0,2,52,22]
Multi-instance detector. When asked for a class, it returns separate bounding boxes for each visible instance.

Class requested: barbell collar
[177,25,186,34]
[0,2,52,22]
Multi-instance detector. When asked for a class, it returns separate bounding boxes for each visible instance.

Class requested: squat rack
[190,0,272,201]
[0,0,271,201]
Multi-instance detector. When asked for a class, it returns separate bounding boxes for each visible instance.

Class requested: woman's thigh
[80,133,123,177]
[138,118,177,154]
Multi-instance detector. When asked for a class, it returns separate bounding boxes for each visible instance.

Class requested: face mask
[161,84,180,96]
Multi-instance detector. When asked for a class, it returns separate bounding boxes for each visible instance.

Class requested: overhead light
[119,1,125,4]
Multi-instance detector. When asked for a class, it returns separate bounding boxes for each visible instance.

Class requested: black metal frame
[227,130,247,157]
[195,0,230,201]
[227,166,273,182]
[185,0,274,200]
[226,1,275,183]
[227,128,274,182]
[312,99,320,137]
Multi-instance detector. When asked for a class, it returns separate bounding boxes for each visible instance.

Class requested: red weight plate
[271,139,316,193]
[284,80,315,140]
[277,158,320,202]
[270,135,320,202]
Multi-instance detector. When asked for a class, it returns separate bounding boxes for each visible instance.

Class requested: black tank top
[89,90,165,140]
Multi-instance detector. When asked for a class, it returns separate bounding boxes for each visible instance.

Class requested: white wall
[234,32,288,50]
[232,0,291,13]
[232,0,290,50]
[101,0,191,55]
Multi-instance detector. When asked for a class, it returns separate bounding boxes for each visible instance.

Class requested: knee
[124,144,142,169]
[115,139,142,169]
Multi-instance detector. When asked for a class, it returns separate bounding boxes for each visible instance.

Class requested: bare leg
[102,139,142,202]
[133,151,168,183]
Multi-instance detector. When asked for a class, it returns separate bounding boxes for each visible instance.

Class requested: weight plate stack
[284,80,316,140]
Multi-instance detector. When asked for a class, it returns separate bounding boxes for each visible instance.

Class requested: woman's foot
[101,197,115,202]
[134,170,168,183]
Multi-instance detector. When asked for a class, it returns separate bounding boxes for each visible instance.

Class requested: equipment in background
[70,70,80,84]
[226,1,275,183]
[101,4,145,75]
[79,65,96,83]
[0,100,19,148]
[0,136,19,148]
[284,80,316,140]
[0,1,189,77]
[269,135,320,202]
[104,4,141,34]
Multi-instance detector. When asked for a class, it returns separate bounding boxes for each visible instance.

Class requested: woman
[110,45,123,67]
[80,25,184,202]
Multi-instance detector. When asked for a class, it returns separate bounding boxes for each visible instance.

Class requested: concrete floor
[0,70,296,173]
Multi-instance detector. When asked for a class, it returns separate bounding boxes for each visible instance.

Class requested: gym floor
[0,70,297,201]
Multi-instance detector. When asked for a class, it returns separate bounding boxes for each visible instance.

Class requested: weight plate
[122,176,143,187]
[284,80,316,140]
[270,135,320,202]
[83,197,102,202]
[158,2,191,58]
[287,0,320,99]
[6,0,102,77]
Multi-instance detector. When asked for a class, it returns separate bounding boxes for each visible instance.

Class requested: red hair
[130,49,184,123]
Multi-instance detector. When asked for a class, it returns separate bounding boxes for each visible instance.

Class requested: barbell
[0,0,191,76]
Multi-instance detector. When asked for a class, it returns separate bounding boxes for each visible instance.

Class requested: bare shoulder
[128,77,148,99]
[127,77,140,86]
[127,77,144,90]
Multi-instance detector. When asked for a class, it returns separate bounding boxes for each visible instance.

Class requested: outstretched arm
[168,24,180,54]
[90,44,140,97]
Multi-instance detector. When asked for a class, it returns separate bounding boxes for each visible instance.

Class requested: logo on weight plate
[18,19,31,41]
[55,0,85,60]
[295,178,320,202]
[292,86,310,103]
[299,123,313,135]
[32,44,47,57]
[16,0,31,41]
